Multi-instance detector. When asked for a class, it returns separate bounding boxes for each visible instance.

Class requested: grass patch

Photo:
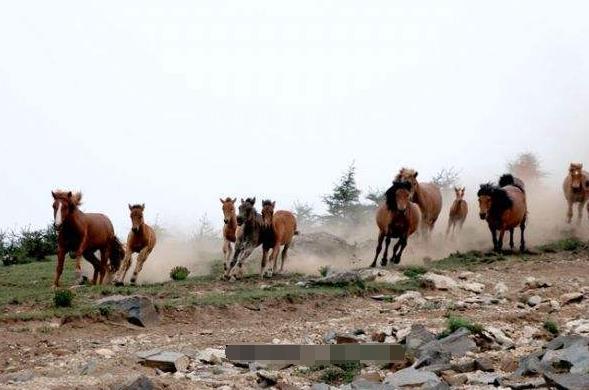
[318,265,330,277]
[543,319,559,335]
[438,315,484,338]
[538,238,587,253]
[403,266,427,279]
[170,266,190,281]
[53,289,74,308]
[315,361,361,385]
[433,250,506,270]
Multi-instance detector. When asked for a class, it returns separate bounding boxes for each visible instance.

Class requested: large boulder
[422,273,458,290]
[384,367,448,389]
[415,328,477,368]
[97,295,160,327]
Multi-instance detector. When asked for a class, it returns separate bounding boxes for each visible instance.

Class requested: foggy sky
[1,1,589,235]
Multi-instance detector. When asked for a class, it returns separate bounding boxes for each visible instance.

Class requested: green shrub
[170,266,190,281]
[319,265,330,277]
[53,289,74,308]
[318,361,361,384]
[544,320,559,335]
[403,266,427,279]
[439,315,484,338]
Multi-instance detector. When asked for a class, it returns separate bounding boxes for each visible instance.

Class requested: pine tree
[323,163,362,220]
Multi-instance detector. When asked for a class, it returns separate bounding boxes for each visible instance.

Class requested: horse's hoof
[114,281,124,287]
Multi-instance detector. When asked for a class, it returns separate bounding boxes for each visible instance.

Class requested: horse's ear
[241,198,244,203]
[51,191,56,199]
[141,203,145,210]
[272,201,276,207]
[414,171,418,178]
[219,198,224,204]
[251,197,256,205]
[67,191,72,198]
[232,198,237,203]
[129,204,133,210]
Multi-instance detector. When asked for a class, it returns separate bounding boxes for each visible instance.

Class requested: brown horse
[395,168,442,240]
[477,178,527,252]
[260,200,298,278]
[371,180,421,267]
[226,197,265,279]
[220,197,239,274]
[563,163,589,224]
[51,191,125,287]
[446,186,468,237]
[114,204,157,286]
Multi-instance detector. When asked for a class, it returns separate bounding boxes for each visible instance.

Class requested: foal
[563,163,588,224]
[220,197,238,274]
[260,200,298,278]
[114,204,157,286]
[226,198,265,279]
[446,186,468,237]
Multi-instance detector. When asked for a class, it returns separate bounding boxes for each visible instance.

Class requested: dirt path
[1,251,588,389]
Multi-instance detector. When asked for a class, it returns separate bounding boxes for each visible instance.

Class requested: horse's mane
[499,174,525,193]
[262,199,273,207]
[477,183,513,213]
[53,190,83,206]
[130,204,144,210]
[223,197,233,202]
[395,167,417,181]
[245,197,256,205]
[385,180,412,211]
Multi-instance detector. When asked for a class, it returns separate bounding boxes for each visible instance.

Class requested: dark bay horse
[52,191,125,287]
[562,163,588,224]
[477,177,527,252]
[260,200,298,278]
[225,197,265,279]
[395,168,442,240]
[446,186,468,237]
[114,204,157,286]
[371,180,421,267]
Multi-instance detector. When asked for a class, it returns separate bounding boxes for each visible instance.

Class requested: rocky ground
[1,250,588,390]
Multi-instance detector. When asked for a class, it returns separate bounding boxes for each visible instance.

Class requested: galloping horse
[114,204,157,286]
[371,180,421,267]
[563,163,588,224]
[220,197,239,274]
[260,200,298,278]
[477,176,527,252]
[226,198,265,279]
[395,168,442,240]
[51,191,125,287]
[446,186,468,237]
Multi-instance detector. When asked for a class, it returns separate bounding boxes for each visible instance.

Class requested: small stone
[256,370,278,388]
[475,356,494,372]
[458,271,474,280]
[371,332,387,343]
[95,348,115,358]
[115,374,156,390]
[561,292,584,305]
[422,272,458,290]
[79,359,98,376]
[500,354,518,372]
[527,295,542,307]
[461,282,485,294]
[136,350,189,373]
[494,282,509,298]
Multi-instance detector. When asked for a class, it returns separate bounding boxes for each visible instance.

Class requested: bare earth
[1,251,588,389]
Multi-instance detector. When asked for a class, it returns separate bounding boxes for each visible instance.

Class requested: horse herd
[49,163,589,288]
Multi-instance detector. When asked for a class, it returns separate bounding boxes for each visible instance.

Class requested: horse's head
[477,183,496,220]
[261,200,276,227]
[236,197,256,226]
[395,168,418,197]
[128,204,145,233]
[569,163,585,193]
[454,186,465,200]
[219,197,237,224]
[51,190,82,230]
[386,180,412,213]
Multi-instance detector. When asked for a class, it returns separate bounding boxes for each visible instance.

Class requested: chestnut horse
[477,179,527,252]
[563,163,589,224]
[446,186,468,237]
[395,168,442,240]
[220,197,239,274]
[226,197,265,279]
[52,191,125,287]
[260,200,298,278]
[114,204,157,286]
[371,180,421,267]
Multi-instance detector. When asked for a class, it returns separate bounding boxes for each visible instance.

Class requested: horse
[113,204,157,286]
[499,174,525,193]
[51,191,125,287]
[395,168,442,240]
[220,197,239,274]
[371,180,421,267]
[477,179,527,252]
[446,186,468,237]
[563,163,589,224]
[260,200,298,278]
[225,197,265,279]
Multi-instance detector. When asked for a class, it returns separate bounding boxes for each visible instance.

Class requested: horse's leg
[53,247,66,288]
[115,248,134,286]
[566,200,573,223]
[381,236,392,267]
[577,201,584,225]
[83,251,101,285]
[446,220,452,237]
[268,243,282,277]
[509,228,515,251]
[491,228,498,251]
[98,248,109,285]
[222,239,230,272]
[394,237,408,264]
[227,241,243,279]
[520,219,527,252]
[371,231,385,268]
[130,247,151,285]
[497,229,505,252]
[260,247,269,279]
[391,239,402,264]
[279,243,290,274]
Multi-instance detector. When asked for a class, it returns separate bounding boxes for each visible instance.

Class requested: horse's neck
[65,208,85,232]
[227,215,237,230]
[414,183,425,205]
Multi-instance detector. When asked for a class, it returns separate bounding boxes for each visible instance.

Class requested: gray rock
[545,335,589,350]
[460,282,485,294]
[384,367,447,389]
[515,351,545,376]
[482,326,515,348]
[405,324,437,353]
[465,370,501,385]
[79,359,98,376]
[541,341,589,374]
[323,330,337,344]
[344,378,396,389]
[310,384,331,390]
[561,292,584,305]
[499,375,546,389]
[194,348,226,365]
[256,370,278,388]
[2,370,35,384]
[415,328,477,368]
[543,372,589,390]
[96,295,159,327]
[475,356,495,372]
[422,273,458,290]
[112,375,156,390]
[527,295,542,307]
[136,350,189,373]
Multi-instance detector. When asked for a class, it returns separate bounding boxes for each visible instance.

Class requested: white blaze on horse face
[55,202,63,227]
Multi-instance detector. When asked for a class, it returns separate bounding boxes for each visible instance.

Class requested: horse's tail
[294,230,300,236]
[499,173,525,193]
[109,236,125,272]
